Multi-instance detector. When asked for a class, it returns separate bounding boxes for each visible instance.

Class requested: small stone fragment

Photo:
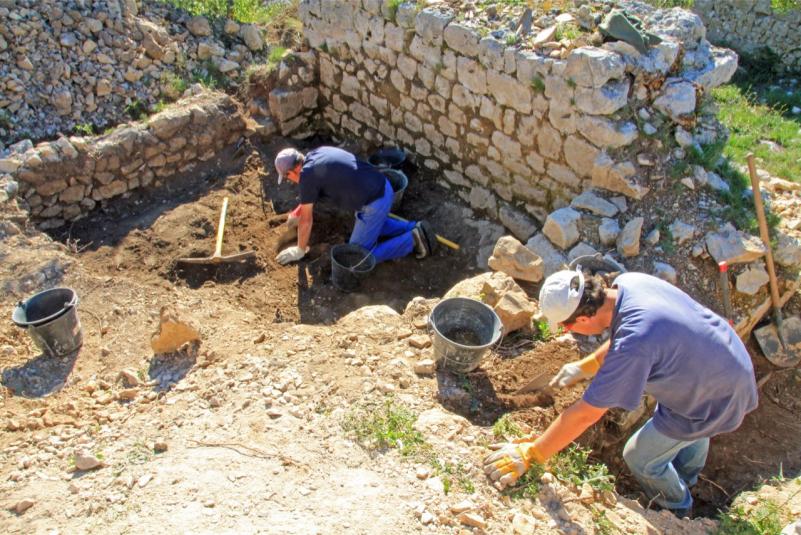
[414,359,436,376]
[458,512,487,529]
[74,451,102,471]
[14,498,35,514]
[653,262,677,284]
[450,499,474,514]
[408,335,431,349]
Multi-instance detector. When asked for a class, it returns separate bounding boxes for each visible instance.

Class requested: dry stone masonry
[0,0,275,147]
[299,0,737,270]
[0,92,245,229]
[694,0,801,73]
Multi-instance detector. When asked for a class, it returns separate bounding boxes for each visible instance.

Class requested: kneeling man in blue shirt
[484,271,758,517]
[273,146,436,265]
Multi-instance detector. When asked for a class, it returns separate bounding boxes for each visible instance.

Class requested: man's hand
[276,246,307,265]
[549,354,601,388]
[483,441,545,490]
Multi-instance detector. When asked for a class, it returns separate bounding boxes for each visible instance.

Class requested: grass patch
[161,71,187,99]
[531,75,545,94]
[505,464,546,500]
[74,123,95,136]
[124,99,148,120]
[126,441,153,465]
[191,59,230,90]
[712,83,801,183]
[342,398,427,456]
[429,457,476,494]
[533,319,553,342]
[716,499,790,535]
[268,46,287,67]
[591,506,617,535]
[492,414,524,440]
[555,22,581,42]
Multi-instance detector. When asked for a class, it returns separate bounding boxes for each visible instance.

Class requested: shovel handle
[746,155,782,314]
[718,261,733,325]
[213,197,229,259]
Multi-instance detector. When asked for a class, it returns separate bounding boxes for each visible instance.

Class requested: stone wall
[299,1,738,241]
[0,92,246,229]
[694,0,801,73]
[0,0,276,148]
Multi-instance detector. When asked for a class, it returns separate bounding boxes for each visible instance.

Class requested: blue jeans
[622,418,709,512]
[349,180,415,264]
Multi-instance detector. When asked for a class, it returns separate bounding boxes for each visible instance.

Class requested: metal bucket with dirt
[12,287,83,357]
[382,169,408,211]
[331,244,376,293]
[429,297,502,373]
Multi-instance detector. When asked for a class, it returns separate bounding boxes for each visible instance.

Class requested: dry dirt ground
[0,137,798,533]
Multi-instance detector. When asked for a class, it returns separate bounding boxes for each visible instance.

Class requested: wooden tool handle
[214,197,229,258]
[747,154,781,310]
[388,213,460,251]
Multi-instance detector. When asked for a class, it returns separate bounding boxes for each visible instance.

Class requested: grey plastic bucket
[331,243,376,292]
[429,297,502,374]
[383,169,408,210]
[12,287,83,357]
[368,147,406,169]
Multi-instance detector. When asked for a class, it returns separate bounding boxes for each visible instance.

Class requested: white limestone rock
[543,207,581,250]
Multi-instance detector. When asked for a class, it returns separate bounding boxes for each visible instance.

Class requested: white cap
[538,269,585,331]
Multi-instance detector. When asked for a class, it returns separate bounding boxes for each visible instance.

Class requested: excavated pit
[43,138,801,518]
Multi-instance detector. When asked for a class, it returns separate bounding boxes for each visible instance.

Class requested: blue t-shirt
[299,147,386,212]
[583,273,758,441]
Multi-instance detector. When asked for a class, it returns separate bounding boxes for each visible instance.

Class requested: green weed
[155,0,281,24]
[504,463,545,500]
[531,75,545,94]
[716,500,789,535]
[124,99,148,120]
[74,123,95,136]
[191,59,229,90]
[550,445,615,493]
[555,22,581,42]
[533,319,553,342]
[492,414,524,440]
[268,46,287,67]
[429,457,476,495]
[505,33,521,46]
[591,506,617,535]
[126,441,152,465]
[161,72,187,99]
[385,0,402,21]
[656,221,676,255]
[342,398,427,456]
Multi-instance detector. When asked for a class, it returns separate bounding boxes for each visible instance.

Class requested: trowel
[514,371,555,396]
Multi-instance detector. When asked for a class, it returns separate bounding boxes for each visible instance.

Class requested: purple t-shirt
[583,273,758,441]
[299,147,385,212]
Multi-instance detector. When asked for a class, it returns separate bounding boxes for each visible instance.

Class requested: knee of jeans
[622,440,642,472]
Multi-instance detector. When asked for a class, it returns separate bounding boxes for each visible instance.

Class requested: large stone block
[653,79,697,121]
[499,204,539,242]
[543,207,581,250]
[491,131,522,160]
[456,57,487,95]
[564,47,625,88]
[269,89,305,122]
[487,70,532,114]
[409,36,441,68]
[563,135,600,178]
[443,23,479,57]
[525,233,567,277]
[415,8,452,45]
[591,153,648,200]
[537,123,562,160]
[574,79,629,115]
[384,23,407,52]
[578,116,638,149]
[478,37,505,71]
[488,235,544,282]
[148,108,191,140]
[617,217,644,257]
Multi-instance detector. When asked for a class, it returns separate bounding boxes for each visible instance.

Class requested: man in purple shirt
[484,270,758,517]
[273,146,436,265]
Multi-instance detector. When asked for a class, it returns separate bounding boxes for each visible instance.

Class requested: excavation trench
[46,138,801,519]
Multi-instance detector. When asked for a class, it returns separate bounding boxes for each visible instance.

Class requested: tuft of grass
[504,463,545,500]
[492,414,524,440]
[533,319,553,342]
[386,0,402,22]
[716,500,789,535]
[191,59,230,90]
[126,441,152,465]
[342,398,427,456]
[429,457,476,495]
[555,22,581,42]
[656,220,676,255]
[74,123,95,136]
[531,75,545,94]
[591,506,617,535]
[505,33,521,46]
[161,72,187,99]
[268,46,288,68]
[124,99,148,120]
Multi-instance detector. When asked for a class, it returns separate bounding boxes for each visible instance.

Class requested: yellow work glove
[549,354,600,388]
[483,441,545,490]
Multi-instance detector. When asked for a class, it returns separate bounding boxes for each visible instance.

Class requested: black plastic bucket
[368,147,406,169]
[383,169,408,211]
[331,244,376,292]
[12,287,83,357]
[429,297,502,373]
